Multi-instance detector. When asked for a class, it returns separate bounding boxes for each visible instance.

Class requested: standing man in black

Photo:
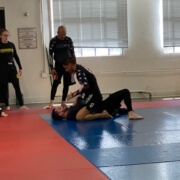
[47,26,75,108]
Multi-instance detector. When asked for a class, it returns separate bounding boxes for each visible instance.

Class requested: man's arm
[49,38,57,76]
[67,67,90,100]
[69,37,75,58]
[12,43,22,70]
[49,39,55,70]
[67,85,89,100]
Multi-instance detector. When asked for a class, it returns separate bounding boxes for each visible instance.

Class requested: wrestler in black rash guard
[71,64,103,113]
[0,41,24,106]
[66,89,131,120]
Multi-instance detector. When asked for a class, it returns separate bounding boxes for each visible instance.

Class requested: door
[0,8,5,28]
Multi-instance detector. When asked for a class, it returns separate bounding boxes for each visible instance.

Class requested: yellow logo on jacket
[0,48,13,53]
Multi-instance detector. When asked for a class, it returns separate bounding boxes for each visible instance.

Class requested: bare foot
[45,105,53,109]
[1,111,8,117]
[6,106,10,111]
[102,110,113,119]
[45,101,54,109]
[20,105,29,109]
[128,111,143,120]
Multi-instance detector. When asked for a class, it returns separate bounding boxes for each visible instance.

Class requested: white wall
[0,0,52,104]
[1,0,180,105]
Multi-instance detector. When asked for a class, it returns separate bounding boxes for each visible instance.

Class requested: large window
[51,0,128,57]
[163,0,180,54]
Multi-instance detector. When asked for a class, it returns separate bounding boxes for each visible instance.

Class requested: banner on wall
[18,27,37,49]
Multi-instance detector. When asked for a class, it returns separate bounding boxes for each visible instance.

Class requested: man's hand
[61,101,67,107]
[51,68,57,76]
[19,69,23,76]
[67,93,73,101]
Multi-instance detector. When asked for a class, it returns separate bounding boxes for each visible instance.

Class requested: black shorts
[85,94,102,113]
[101,89,131,115]
[101,92,123,114]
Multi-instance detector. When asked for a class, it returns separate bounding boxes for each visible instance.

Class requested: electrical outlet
[41,73,47,78]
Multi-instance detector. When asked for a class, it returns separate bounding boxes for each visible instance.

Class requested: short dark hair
[0,28,8,36]
[63,57,76,66]
[51,108,63,120]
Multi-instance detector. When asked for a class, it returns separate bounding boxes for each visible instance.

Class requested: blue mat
[40,106,180,179]
[99,161,180,180]
[79,143,180,167]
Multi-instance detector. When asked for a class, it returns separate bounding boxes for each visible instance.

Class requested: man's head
[51,106,68,120]
[63,57,76,73]
[57,26,66,40]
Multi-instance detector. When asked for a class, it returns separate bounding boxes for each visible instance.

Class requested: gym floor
[1,98,180,180]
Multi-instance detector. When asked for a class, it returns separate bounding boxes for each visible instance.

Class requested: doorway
[0,8,5,28]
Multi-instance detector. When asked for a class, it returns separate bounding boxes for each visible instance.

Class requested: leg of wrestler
[10,71,28,109]
[0,83,9,107]
[76,107,91,121]
[76,106,112,121]
[62,71,71,103]
[118,89,143,120]
[47,78,61,108]
[103,89,143,120]
[120,89,143,119]
[108,89,133,111]
[101,89,129,115]
[53,64,65,106]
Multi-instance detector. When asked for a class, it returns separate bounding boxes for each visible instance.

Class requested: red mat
[0,108,109,180]
[1,100,180,179]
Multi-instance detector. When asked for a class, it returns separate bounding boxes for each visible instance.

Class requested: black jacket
[0,41,22,83]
